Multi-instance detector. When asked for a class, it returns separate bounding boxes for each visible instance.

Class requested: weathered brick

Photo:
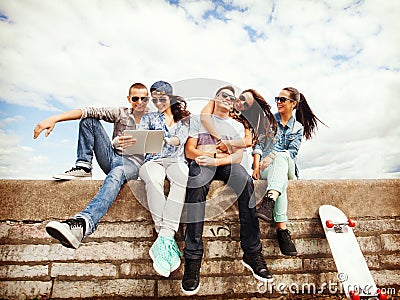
[0,265,48,279]
[52,279,155,298]
[158,276,262,297]
[89,222,154,239]
[381,234,400,251]
[1,241,150,262]
[267,257,302,271]
[261,239,281,256]
[5,222,49,241]
[292,238,330,256]
[51,262,117,278]
[354,219,400,234]
[206,240,241,259]
[372,270,400,287]
[196,259,244,276]
[120,261,156,277]
[380,253,400,267]
[0,281,52,299]
[303,258,336,271]
[0,222,10,239]
[356,236,381,253]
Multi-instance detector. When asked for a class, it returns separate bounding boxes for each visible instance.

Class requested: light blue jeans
[259,151,295,223]
[73,118,140,237]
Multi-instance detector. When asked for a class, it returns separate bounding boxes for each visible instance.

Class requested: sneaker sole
[149,249,170,277]
[181,282,200,296]
[52,175,92,180]
[241,260,274,283]
[45,221,80,249]
[255,212,274,222]
[170,258,181,273]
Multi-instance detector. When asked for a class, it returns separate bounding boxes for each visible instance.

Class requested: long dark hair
[230,89,277,144]
[283,87,327,140]
[169,95,191,124]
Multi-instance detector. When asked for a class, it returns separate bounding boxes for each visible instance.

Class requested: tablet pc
[122,130,164,155]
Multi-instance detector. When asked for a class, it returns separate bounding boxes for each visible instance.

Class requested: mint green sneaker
[149,236,170,277]
[149,236,182,277]
[168,238,182,272]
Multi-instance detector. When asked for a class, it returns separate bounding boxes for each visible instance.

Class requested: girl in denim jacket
[253,87,326,256]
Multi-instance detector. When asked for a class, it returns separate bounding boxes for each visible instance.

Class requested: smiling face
[276,89,297,115]
[235,91,255,111]
[151,91,170,113]
[215,88,235,111]
[127,87,149,112]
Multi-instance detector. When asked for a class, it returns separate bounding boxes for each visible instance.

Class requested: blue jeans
[183,161,262,260]
[73,118,140,237]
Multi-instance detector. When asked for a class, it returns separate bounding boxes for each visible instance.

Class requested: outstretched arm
[33,109,83,139]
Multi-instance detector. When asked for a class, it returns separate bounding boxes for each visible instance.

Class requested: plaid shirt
[139,112,190,162]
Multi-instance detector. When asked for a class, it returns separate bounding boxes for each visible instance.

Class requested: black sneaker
[181,258,201,296]
[277,229,297,256]
[255,196,275,222]
[53,166,92,180]
[46,218,86,249]
[242,251,273,283]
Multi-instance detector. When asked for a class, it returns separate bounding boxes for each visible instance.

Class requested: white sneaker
[53,166,92,180]
[46,218,86,249]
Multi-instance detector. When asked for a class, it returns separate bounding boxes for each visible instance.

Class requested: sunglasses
[152,97,168,104]
[275,96,295,103]
[238,94,250,110]
[219,92,236,102]
[131,96,149,102]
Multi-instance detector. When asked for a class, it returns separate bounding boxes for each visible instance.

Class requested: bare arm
[252,153,261,180]
[200,100,220,139]
[185,137,214,160]
[33,109,82,139]
[217,127,253,152]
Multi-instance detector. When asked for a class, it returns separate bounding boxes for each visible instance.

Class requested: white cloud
[0,0,399,179]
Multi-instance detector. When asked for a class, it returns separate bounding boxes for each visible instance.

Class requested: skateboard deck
[319,205,386,300]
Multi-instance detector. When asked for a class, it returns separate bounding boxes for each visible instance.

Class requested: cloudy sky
[0,0,399,180]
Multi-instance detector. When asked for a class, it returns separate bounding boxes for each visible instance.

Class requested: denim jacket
[139,112,190,162]
[253,113,303,177]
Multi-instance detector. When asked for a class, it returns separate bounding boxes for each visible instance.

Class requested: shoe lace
[249,252,267,270]
[65,218,84,229]
[65,166,81,173]
[185,259,201,279]
[279,229,293,246]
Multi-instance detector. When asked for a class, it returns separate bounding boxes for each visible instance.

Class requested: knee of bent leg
[79,117,100,128]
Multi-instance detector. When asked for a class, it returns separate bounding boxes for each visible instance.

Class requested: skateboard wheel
[349,290,360,300]
[377,289,387,300]
[326,220,334,228]
[348,219,356,227]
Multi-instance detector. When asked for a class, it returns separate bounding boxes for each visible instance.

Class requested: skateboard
[319,205,387,300]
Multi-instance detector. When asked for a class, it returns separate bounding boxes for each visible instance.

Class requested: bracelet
[213,152,217,158]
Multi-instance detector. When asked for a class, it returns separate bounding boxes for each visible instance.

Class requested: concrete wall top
[1,179,399,222]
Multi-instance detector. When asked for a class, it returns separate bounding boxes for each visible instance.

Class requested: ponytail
[283,87,327,140]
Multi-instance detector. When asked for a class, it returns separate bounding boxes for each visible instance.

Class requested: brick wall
[1,179,399,299]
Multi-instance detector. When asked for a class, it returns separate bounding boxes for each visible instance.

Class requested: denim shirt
[253,113,303,177]
[139,112,190,163]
